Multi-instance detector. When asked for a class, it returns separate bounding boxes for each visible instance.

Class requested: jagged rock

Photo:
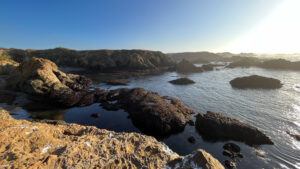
[105,80,130,86]
[0,109,223,169]
[224,159,237,169]
[103,88,195,135]
[166,149,225,169]
[195,111,274,145]
[0,59,19,75]
[169,78,195,85]
[230,75,282,89]
[5,57,95,107]
[223,143,240,153]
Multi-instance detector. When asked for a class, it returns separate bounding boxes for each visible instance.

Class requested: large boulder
[169,77,195,85]
[0,108,223,169]
[195,111,274,145]
[230,75,282,89]
[5,57,95,107]
[101,88,195,136]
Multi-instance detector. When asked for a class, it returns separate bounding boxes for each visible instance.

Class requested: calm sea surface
[6,66,300,169]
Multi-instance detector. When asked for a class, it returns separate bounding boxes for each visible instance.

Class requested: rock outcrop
[0,59,19,75]
[166,149,225,169]
[0,109,224,169]
[5,57,95,107]
[101,88,195,136]
[175,59,203,73]
[230,75,282,89]
[1,48,176,72]
[169,78,195,85]
[169,52,225,63]
[195,111,274,145]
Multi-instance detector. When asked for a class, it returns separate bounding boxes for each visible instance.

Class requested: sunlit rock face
[0,109,224,169]
[0,59,19,75]
[5,57,94,107]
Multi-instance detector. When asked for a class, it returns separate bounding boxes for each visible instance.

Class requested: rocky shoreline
[0,109,224,169]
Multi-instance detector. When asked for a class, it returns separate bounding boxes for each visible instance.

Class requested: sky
[0,0,299,53]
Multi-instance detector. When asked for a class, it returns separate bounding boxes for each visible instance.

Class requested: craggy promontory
[230,75,283,89]
[0,48,176,72]
[0,109,224,169]
[0,58,195,136]
[101,88,195,136]
[195,111,274,145]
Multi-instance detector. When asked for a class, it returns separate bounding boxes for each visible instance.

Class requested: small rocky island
[230,75,283,89]
[169,77,195,85]
[195,111,274,145]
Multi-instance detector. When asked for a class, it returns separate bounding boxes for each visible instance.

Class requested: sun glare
[226,0,300,53]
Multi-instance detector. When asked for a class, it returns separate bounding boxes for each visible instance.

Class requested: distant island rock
[230,75,282,89]
[169,77,195,85]
[195,111,274,145]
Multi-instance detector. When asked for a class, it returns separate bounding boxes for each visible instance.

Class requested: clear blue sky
[0,0,284,53]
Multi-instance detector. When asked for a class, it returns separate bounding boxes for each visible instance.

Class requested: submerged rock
[105,80,129,86]
[0,108,223,169]
[188,136,196,144]
[230,75,282,89]
[169,77,195,85]
[103,88,195,136]
[5,57,95,107]
[195,111,274,145]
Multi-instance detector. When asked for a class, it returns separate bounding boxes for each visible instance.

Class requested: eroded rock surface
[5,57,95,107]
[101,88,195,135]
[195,111,274,145]
[166,149,225,169]
[230,75,282,89]
[0,59,19,75]
[0,109,223,169]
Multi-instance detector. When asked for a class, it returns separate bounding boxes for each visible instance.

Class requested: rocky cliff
[0,109,224,169]
[0,48,175,72]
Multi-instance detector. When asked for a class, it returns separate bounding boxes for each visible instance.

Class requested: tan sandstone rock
[0,109,224,169]
[0,59,19,75]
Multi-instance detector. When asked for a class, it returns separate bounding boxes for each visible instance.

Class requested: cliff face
[0,109,224,169]
[1,48,175,72]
